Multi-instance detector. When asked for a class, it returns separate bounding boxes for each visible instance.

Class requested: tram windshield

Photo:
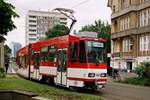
[86,41,106,63]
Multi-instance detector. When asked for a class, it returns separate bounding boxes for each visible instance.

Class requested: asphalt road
[100,81,150,100]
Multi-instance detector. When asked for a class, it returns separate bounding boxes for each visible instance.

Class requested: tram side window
[40,47,48,62]
[48,53,56,62]
[48,45,57,62]
[70,42,78,63]
[40,52,47,62]
[79,40,86,63]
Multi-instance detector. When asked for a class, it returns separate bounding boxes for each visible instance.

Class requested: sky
[6,0,111,46]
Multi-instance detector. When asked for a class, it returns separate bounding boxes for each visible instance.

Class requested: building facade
[10,42,22,58]
[25,10,67,45]
[108,0,150,71]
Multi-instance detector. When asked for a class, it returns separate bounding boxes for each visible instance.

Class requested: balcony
[138,25,150,34]
[138,1,150,11]
[111,0,150,19]
[112,25,150,39]
[111,28,137,39]
[122,52,133,58]
[139,51,150,56]
[113,51,150,59]
[112,52,121,58]
[113,52,133,59]
[112,5,137,19]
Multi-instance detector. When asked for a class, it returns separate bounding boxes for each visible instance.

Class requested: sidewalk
[7,62,17,74]
[108,71,138,82]
[119,71,138,80]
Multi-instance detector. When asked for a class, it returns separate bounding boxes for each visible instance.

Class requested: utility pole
[0,42,4,68]
[28,44,32,79]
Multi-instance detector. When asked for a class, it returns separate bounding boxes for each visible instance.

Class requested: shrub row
[135,61,150,79]
[120,77,150,86]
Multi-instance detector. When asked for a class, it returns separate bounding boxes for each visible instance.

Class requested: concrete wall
[0,91,48,100]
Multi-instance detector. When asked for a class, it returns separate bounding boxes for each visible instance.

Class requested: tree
[46,24,69,39]
[80,20,111,53]
[4,45,11,63]
[0,0,19,42]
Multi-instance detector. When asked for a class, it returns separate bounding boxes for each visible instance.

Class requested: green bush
[0,67,6,78]
[135,64,146,78]
[135,61,150,78]
[121,77,150,86]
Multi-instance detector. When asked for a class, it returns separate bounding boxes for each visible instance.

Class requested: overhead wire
[54,0,91,10]
[70,0,91,9]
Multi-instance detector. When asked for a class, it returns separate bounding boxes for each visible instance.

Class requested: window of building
[60,22,67,25]
[29,20,36,23]
[29,25,36,27]
[140,0,148,4]
[121,0,126,9]
[29,34,36,37]
[148,9,150,25]
[140,13,143,27]
[113,5,116,13]
[129,0,132,5]
[144,11,147,26]
[70,42,78,63]
[29,15,36,18]
[113,20,118,32]
[29,29,36,32]
[127,17,130,29]
[139,8,150,27]
[29,38,36,41]
[120,20,123,31]
[123,38,131,52]
[120,16,130,31]
[60,18,67,20]
[140,35,149,51]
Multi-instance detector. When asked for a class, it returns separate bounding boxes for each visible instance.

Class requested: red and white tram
[16,34,107,90]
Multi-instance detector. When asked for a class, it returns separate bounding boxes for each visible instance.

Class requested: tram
[16,34,107,90]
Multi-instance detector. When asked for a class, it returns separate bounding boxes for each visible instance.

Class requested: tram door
[57,49,67,86]
[33,52,40,79]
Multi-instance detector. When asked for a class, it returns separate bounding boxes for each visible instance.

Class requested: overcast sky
[6,0,111,46]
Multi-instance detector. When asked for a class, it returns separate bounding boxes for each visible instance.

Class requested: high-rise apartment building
[25,10,67,45]
[10,42,22,58]
[108,0,150,71]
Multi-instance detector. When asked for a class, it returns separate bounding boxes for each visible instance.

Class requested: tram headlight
[100,73,107,77]
[88,73,95,77]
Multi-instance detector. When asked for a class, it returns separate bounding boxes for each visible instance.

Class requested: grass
[118,77,150,86]
[0,75,102,100]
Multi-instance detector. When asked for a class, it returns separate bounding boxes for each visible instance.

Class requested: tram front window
[86,41,105,63]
